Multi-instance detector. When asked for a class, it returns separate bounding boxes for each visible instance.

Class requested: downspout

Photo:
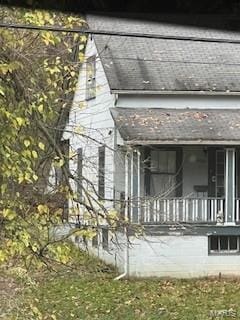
[114,93,119,106]
[114,150,129,280]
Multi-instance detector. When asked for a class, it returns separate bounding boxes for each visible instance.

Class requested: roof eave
[124,140,240,146]
[111,89,240,96]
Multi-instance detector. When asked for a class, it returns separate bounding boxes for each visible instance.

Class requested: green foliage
[0,7,87,266]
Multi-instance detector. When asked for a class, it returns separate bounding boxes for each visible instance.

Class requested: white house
[63,14,240,277]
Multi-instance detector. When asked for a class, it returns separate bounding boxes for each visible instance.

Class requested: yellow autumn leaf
[37,204,49,214]
[38,142,45,150]
[2,208,16,221]
[38,104,44,113]
[18,175,24,184]
[24,140,31,147]
[32,150,38,159]
[0,250,6,263]
[32,174,38,181]
[16,117,24,126]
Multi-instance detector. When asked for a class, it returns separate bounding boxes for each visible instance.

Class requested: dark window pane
[217,187,224,197]
[167,151,176,173]
[98,146,105,199]
[220,236,228,250]
[217,151,224,163]
[229,236,238,250]
[102,228,108,250]
[77,148,83,201]
[92,234,98,248]
[217,163,224,173]
[210,236,218,251]
[150,150,176,173]
[216,175,224,186]
[158,151,168,172]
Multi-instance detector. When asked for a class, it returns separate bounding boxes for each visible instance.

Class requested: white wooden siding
[64,37,116,210]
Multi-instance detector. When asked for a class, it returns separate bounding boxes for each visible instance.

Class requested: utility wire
[1,22,240,44]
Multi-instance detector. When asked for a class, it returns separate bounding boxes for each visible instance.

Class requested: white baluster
[143,200,145,222]
[153,200,157,222]
[156,200,160,222]
[176,199,179,222]
[167,200,170,222]
[214,199,217,222]
[182,199,185,222]
[204,199,207,222]
[192,199,195,221]
[148,200,150,222]
[173,199,176,222]
[163,200,166,222]
[195,199,199,221]
[186,199,189,222]
[145,199,148,223]
[200,199,203,221]
[220,199,224,220]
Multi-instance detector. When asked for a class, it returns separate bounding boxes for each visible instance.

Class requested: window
[55,139,70,186]
[92,233,98,248]
[102,228,108,250]
[77,148,83,201]
[86,55,96,100]
[56,139,69,221]
[149,150,177,197]
[98,146,105,199]
[150,150,176,173]
[209,235,239,254]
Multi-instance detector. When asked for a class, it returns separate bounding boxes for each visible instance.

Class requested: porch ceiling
[110,108,240,145]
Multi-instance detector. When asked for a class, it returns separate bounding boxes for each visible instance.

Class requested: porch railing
[68,197,240,226]
[138,197,225,224]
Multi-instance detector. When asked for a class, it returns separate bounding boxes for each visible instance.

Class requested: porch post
[225,148,236,225]
[137,150,141,223]
[131,148,141,223]
[124,151,129,222]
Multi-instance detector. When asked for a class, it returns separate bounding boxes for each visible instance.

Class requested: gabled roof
[87,14,240,93]
[110,107,240,144]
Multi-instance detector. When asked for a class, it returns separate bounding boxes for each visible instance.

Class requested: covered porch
[111,108,240,225]
[124,146,240,225]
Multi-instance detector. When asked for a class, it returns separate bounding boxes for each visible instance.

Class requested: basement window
[209,236,239,254]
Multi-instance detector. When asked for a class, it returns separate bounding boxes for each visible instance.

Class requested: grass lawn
[1,246,239,320]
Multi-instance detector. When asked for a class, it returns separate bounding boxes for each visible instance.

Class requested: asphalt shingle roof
[87,14,240,92]
[110,107,240,144]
